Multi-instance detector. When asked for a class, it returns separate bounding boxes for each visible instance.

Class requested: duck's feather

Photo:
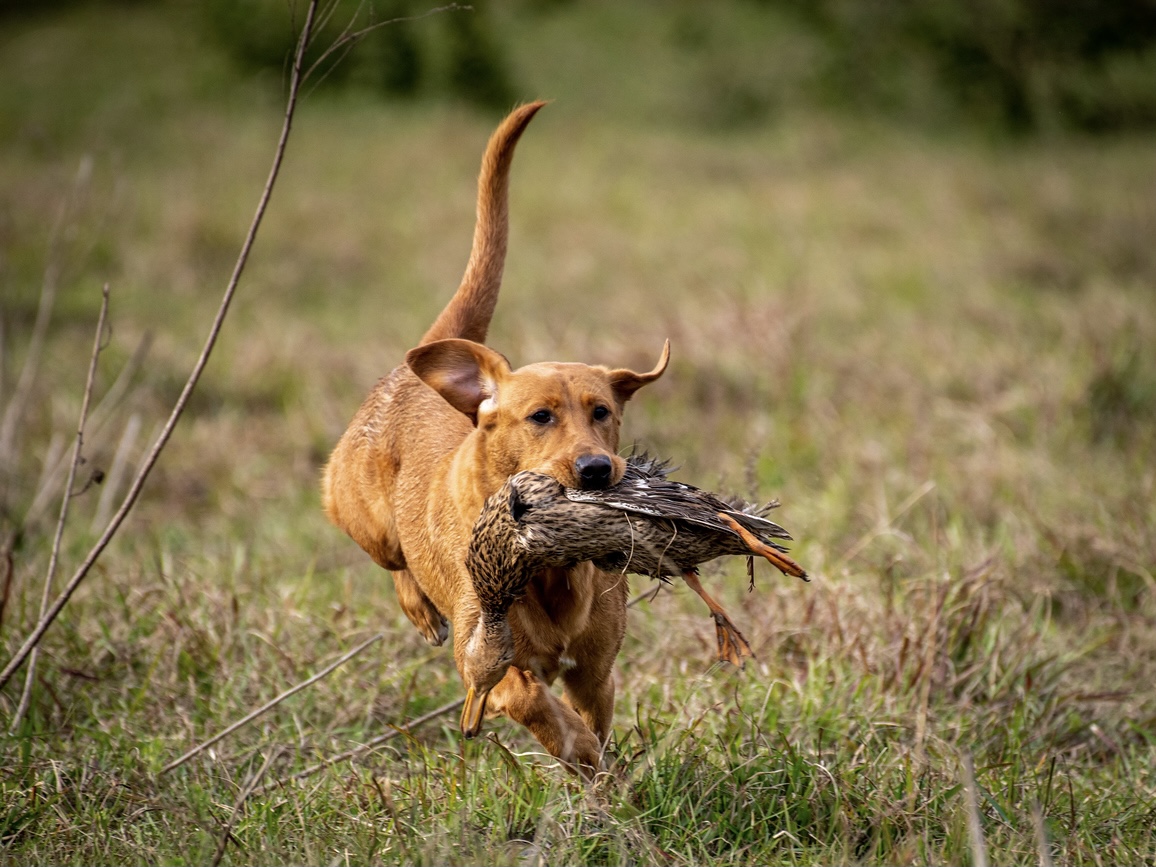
[563,451,793,544]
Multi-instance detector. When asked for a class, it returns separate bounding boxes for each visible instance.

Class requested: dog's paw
[426,615,450,647]
[412,608,449,646]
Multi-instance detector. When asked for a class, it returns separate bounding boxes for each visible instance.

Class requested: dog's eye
[528,409,553,425]
[592,405,611,422]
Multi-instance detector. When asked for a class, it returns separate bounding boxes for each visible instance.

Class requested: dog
[322,102,668,775]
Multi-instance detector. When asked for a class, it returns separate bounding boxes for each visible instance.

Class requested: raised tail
[419,101,547,346]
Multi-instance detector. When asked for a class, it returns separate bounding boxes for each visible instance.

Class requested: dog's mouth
[530,456,626,493]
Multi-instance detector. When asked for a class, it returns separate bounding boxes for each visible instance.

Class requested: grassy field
[3,3,1155,864]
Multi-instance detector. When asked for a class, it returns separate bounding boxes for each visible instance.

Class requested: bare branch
[161,632,383,775]
[303,3,469,86]
[0,1,321,693]
[251,697,465,798]
[9,283,110,733]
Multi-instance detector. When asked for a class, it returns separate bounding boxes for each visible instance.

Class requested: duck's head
[459,614,515,738]
[460,470,579,738]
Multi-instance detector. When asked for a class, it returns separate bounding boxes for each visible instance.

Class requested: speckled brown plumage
[465,453,808,692]
[562,451,807,582]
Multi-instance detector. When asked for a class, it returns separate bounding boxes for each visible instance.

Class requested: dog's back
[321,102,545,576]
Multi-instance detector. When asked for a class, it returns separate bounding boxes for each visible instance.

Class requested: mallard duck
[459,455,807,735]
[563,451,807,665]
[460,471,612,737]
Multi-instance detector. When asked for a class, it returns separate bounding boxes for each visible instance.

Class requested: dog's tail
[419,101,547,346]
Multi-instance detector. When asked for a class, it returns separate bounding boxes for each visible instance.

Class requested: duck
[459,453,807,735]
[459,471,608,737]
[562,451,807,666]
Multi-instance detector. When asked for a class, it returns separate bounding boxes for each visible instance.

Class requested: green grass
[3,3,1155,864]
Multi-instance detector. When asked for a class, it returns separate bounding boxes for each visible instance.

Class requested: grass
[2,3,1155,864]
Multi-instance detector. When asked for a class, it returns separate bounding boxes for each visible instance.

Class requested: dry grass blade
[0,0,320,693]
[963,752,989,867]
[210,746,284,867]
[161,632,383,775]
[9,283,109,733]
[628,581,663,608]
[1033,799,1054,867]
[250,697,465,798]
[834,479,935,571]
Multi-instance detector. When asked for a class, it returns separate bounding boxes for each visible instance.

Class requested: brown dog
[322,102,668,775]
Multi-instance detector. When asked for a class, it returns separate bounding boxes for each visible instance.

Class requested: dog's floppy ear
[406,338,511,421]
[608,339,670,405]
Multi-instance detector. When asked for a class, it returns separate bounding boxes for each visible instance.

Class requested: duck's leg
[718,514,808,581]
[680,569,754,667]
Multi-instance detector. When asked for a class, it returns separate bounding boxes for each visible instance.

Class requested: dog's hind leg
[392,568,449,646]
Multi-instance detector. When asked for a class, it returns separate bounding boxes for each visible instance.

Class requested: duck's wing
[567,473,793,543]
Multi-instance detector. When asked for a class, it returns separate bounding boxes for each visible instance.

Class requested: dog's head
[406,338,669,494]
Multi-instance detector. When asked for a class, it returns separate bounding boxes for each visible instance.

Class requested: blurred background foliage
[5,0,1156,133]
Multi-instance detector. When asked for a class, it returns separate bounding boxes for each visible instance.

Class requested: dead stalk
[9,284,110,733]
[0,0,319,694]
[250,698,465,798]
[210,746,285,867]
[963,751,989,867]
[161,632,384,775]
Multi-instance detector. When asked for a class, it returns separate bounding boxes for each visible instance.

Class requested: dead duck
[563,451,807,665]
[460,471,612,737]
[459,455,807,735]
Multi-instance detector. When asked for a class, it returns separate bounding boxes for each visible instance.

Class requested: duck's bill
[460,686,490,738]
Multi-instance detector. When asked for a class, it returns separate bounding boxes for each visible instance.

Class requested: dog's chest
[508,565,593,669]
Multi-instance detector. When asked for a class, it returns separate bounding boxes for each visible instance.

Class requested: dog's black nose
[575,454,613,490]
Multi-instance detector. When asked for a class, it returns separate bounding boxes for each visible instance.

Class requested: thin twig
[210,746,284,867]
[161,632,383,775]
[303,3,468,88]
[628,581,663,608]
[251,697,464,798]
[9,283,109,733]
[24,329,152,530]
[0,0,320,694]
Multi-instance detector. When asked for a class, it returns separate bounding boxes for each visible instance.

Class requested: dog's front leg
[485,666,604,778]
[391,567,449,646]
